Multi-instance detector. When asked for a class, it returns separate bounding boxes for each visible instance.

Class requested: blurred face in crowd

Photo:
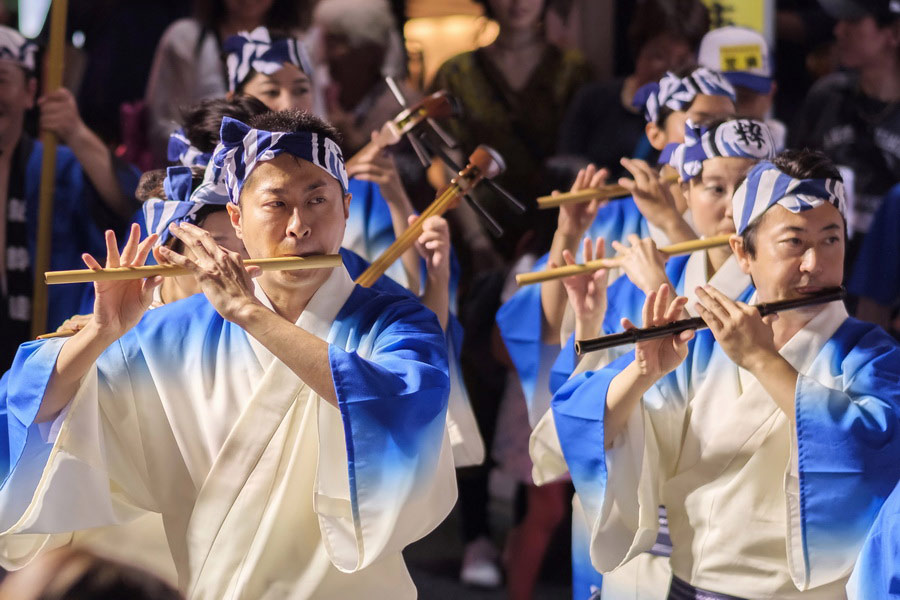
[685,156,755,239]
[488,0,544,30]
[0,61,35,149]
[734,203,845,306]
[199,210,247,256]
[834,16,900,69]
[634,34,694,86]
[735,86,774,121]
[323,31,385,109]
[224,0,274,23]
[662,94,736,144]
[242,64,314,112]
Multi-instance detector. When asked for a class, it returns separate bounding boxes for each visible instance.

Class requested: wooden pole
[30,0,69,337]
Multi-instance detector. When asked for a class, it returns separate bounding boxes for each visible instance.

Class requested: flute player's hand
[559,236,608,340]
[155,222,263,324]
[556,164,609,238]
[693,285,779,373]
[82,224,162,340]
[627,284,692,379]
[611,234,669,295]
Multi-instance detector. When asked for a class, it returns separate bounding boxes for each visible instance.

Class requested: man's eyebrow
[304,180,327,192]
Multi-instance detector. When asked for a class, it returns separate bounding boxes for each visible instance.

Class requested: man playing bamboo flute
[547,150,900,598]
[0,110,456,599]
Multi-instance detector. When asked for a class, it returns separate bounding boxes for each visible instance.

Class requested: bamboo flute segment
[537,173,680,209]
[36,330,76,340]
[354,185,460,288]
[45,254,344,285]
[31,0,69,337]
[515,234,733,286]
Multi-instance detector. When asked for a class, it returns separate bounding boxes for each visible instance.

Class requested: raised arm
[605,284,692,446]
[38,88,137,221]
[618,159,696,244]
[412,215,451,330]
[38,225,162,422]
[347,141,421,292]
[541,165,608,344]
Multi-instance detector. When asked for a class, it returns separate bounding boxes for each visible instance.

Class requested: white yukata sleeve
[550,349,688,573]
[0,337,162,569]
[314,296,456,573]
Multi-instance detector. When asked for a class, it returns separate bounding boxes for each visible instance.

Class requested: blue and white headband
[223,26,313,93]
[167,128,213,167]
[633,67,736,124]
[670,118,776,181]
[732,161,846,235]
[190,158,229,206]
[212,116,349,204]
[0,26,37,73]
[143,166,227,247]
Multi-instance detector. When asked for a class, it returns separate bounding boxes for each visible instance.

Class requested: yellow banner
[701,0,765,33]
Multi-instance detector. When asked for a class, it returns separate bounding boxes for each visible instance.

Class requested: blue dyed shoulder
[338,283,442,337]
[828,317,900,373]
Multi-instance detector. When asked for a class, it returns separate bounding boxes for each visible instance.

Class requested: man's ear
[645,121,667,150]
[227,203,243,240]
[342,192,351,219]
[730,234,752,274]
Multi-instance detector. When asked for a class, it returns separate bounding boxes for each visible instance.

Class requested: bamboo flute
[515,234,733,286]
[537,173,680,209]
[574,287,846,354]
[45,254,343,285]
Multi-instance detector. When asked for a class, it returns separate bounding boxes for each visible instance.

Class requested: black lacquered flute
[574,287,846,355]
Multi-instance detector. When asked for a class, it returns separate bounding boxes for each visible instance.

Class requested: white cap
[698,26,772,94]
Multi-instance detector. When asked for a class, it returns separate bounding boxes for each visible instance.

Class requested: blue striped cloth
[732,161,846,234]
[212,116,349,205]
[670,118,776,181]
[223,26,312,92]
[633,67,735,124]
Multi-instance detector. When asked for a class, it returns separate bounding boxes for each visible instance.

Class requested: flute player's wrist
[83,314,127,346]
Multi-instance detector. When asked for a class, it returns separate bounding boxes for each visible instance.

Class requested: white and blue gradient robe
[547,300,900,598]
[0,265,457,599]
[342,179,481,466]
[846,478,900,598]
[533,250,751,600]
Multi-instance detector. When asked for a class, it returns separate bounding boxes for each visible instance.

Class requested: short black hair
[628,0,709,61]
[180,96,270,153]
[741,149,843,258]
[135,167,206,202]
[237,110,343,205]
[249,109,342,144]
[474,0,550,21]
